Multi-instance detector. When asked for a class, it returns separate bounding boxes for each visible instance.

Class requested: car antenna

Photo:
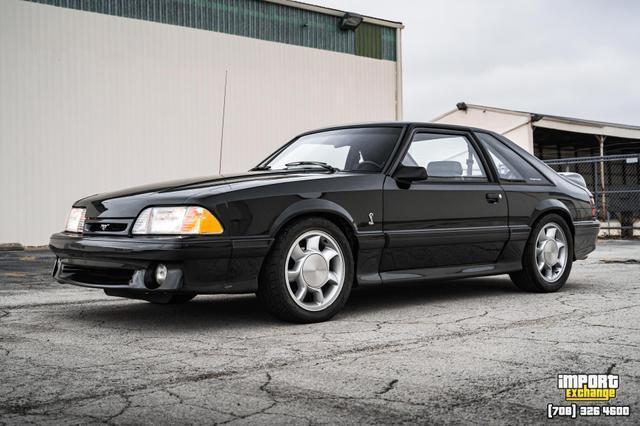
[218,70,229,175]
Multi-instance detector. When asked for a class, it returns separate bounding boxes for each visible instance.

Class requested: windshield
[261,127,403,172]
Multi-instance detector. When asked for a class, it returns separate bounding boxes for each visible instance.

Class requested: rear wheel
[258,217,354,323]
[510,214,573,292]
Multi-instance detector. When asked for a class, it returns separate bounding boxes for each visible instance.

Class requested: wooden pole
[597,135,606,221]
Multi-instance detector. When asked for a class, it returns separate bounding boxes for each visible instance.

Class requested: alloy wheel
[284,230,345,312]
[535,222,568,283]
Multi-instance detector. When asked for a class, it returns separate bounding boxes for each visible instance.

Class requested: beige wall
[433,108,534,152]
[0,0,398,245]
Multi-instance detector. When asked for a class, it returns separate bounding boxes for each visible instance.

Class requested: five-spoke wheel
[534,223,568,283]
[285,231,345,311]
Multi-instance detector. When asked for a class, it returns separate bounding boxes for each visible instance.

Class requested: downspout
[395,27,403,120]
[218,70,229,174]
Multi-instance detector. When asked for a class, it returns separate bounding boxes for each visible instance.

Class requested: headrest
[427,161,463,177]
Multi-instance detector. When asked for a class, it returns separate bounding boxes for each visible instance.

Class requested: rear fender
[530,199,574,230]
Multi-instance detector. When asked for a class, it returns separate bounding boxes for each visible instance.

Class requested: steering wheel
[354,160,382,171]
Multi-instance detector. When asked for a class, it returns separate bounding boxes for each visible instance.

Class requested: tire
[510,213,573,292]
[257,217,354,323]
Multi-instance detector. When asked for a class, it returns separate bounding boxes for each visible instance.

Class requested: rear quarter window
[476,132,550,185]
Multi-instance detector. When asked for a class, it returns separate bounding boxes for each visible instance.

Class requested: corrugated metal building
[0,0,403,246]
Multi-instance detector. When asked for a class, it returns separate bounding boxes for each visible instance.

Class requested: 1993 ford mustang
[50,123,600,322]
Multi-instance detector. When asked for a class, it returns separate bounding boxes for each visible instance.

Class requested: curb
[0,243,25,251]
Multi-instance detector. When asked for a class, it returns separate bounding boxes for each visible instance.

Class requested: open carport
[434,103,640,238]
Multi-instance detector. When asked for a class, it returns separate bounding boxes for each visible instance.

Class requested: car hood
[75,170,332,218]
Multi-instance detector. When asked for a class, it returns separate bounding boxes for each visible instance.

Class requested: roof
[267,0,404,29]
[441,103,640,140]
[297,121,493,136]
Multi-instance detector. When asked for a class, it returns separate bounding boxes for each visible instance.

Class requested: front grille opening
[61,264,134,286]
[85,223,128,233]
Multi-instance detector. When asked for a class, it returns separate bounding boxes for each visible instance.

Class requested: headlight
[132,206,223,235]
[65,207,86,233]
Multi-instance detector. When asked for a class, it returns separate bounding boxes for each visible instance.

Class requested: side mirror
[394,165,427,187]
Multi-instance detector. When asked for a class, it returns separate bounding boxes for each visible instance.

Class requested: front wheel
[510,213,573,292]
[258,217,354,323]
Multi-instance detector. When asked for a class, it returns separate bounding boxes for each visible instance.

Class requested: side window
[476,132,548,184]
[402,133,487,181]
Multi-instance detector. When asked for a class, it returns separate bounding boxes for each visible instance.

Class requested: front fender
[269,198,357,237]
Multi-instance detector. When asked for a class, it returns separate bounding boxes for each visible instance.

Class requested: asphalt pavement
[1,241,639,424]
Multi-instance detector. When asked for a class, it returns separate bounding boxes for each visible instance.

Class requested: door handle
[486,193,503,203]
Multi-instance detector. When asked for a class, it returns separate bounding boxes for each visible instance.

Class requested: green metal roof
[26,0,397,61]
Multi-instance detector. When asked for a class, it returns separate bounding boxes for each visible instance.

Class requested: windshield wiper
[250,165,271,171]
[284,161,337,172]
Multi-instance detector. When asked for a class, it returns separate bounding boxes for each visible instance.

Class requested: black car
[50,123,600,322]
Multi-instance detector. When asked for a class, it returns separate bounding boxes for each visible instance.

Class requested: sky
[313,0,640,125]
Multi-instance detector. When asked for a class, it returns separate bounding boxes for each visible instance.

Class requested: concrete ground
[1,241,638,425]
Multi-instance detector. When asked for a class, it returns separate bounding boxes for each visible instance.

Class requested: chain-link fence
[545,154,640,239]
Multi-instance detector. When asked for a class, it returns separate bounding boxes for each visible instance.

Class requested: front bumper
[574,220,600,260]
[49,232,271,294]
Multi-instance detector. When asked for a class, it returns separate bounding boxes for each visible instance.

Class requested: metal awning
[454,103,640,140]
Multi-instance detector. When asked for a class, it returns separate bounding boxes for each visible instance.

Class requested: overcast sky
[313,0,640,125]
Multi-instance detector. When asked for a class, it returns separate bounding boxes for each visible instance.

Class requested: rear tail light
[590,196,596,219]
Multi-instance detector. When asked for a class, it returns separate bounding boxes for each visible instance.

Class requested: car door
[381,128,509,277]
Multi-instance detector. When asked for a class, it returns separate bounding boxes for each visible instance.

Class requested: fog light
[155,264,168,286]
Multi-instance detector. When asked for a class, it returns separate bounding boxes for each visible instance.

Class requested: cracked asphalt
[1,241,639,424]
